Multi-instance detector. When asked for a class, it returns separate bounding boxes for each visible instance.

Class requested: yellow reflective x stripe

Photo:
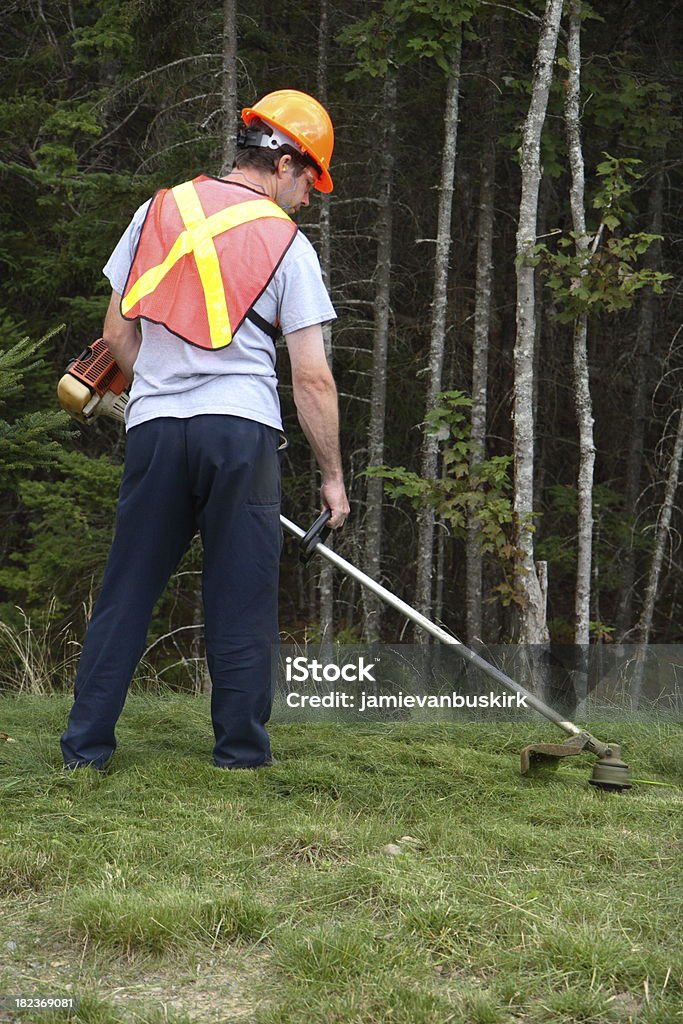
[121,185,292,348]
[172,180,230,347]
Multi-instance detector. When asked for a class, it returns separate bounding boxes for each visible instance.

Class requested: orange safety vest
[120,176,298,351]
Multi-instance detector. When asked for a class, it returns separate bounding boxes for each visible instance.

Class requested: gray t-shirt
[103,184,336,431]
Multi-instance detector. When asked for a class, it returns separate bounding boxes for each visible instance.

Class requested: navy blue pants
[60,415,282,769]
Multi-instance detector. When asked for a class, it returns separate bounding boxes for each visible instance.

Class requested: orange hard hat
[241,89,334,194]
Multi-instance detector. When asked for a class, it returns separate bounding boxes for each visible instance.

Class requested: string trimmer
[58,340,632,791]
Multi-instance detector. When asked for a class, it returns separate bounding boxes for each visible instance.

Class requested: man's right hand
[321,478,350,529]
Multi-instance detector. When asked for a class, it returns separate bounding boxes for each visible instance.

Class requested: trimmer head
[521,734,631,792]
[588,746,632,791]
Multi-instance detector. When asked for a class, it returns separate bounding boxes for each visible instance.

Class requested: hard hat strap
[237,122,303,155]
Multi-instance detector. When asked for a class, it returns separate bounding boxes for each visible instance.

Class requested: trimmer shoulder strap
[246,307,279,341]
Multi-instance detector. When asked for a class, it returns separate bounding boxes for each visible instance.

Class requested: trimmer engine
[57,338,128,423]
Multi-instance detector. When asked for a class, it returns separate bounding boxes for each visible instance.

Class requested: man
[61,89,349,770]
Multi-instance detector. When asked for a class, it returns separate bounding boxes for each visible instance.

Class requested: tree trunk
[616,169,664,640]
[532,175,550,517]
[638,399,683,637]
[513,0,563,647]
[308,451,320,621]
[316,0,334,644]
[572,309,593,643]
[415,30,462,627]
[630,398,683,707]
[362,69,397,642]
[435,514,446,628]
[316,0,332,365]
[466,20,501,644]
[565,0,595,648]
[220,0,237,176]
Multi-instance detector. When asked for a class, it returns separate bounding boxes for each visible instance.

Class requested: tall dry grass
[0,600,81,694]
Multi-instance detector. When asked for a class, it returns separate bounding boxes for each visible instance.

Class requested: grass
[0,692,681,1023]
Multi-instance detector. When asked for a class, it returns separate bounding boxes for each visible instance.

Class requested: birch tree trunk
[637,400,683,639]
[316,0,334,644]
[415,29,462,626]
[220,0,237,176]
[616,170,664,640]
[513,0,563,647]
[362,69,397,642]
[630,398,683,707]
[565,0,595,647]
[532,176,550,516]
[466,20,501,644]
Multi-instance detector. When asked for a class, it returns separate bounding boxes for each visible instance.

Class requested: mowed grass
[0,693,681,1024]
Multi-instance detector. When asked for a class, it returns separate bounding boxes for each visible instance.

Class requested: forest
[1,0,681,692]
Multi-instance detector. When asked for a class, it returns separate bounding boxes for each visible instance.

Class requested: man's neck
[223,168,277,201]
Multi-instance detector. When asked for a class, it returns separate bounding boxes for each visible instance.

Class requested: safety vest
[120,176,298,351]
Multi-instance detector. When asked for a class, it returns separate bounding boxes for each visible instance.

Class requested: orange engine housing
[66,338,127,397]
[58,338,129,424]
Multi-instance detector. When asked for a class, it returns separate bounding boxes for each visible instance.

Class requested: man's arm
[285,323,349,529]
[103,291,141,385]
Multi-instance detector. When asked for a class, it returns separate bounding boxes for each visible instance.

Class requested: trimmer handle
[299,508,332,563]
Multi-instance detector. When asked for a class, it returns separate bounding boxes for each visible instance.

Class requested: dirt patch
[1,931,271,1023]
[100,948,270,1021]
